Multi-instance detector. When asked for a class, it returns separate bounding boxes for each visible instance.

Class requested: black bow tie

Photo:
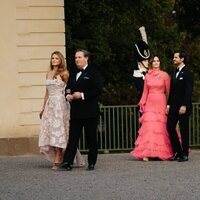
[77,68,84,73]
[176,68,179,73]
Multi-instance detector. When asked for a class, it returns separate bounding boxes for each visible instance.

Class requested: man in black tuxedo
[61,49,104,170]
[167,51,193,162]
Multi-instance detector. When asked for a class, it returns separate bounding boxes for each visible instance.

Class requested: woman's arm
[42,88,48,110]
[164,72,170,97]
[138,77,149,112]
[39,73,49,119]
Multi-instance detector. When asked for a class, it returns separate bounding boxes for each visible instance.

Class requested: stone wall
[0,0,66,155]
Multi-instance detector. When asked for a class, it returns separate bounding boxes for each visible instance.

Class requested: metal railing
[190,103,200,146]
[79,103,200,152]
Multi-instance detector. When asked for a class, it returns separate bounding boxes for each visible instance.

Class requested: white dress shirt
[76,65,88,100]
[76,65,88,80]
[176,65,185,78]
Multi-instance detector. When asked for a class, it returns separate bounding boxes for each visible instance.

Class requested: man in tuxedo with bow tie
[167,51,194,162]
[61,49,104,171]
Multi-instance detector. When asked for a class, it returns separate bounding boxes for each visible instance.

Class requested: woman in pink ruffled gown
[130,56,173,161]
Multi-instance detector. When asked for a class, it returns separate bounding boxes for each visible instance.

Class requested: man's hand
[73,92,82,99]
[66,94,74,101]
[166,106,170,115]
[179,106,186,115]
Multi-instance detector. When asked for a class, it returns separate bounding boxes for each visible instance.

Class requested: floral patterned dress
[39,79,85,166]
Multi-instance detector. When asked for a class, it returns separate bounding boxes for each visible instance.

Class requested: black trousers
[63,117,98,166]
[167,111,190,156]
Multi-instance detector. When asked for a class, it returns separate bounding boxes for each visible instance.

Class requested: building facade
[0,0,66,155]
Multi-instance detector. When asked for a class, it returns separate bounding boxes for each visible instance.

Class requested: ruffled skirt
[130,111,173,160]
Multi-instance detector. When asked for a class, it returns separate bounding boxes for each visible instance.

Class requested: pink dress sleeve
[163,72,170,95]
[138,77,149,107]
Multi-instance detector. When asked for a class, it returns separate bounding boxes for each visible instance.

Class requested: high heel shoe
[51,163,60,170]
[143,157,149,161]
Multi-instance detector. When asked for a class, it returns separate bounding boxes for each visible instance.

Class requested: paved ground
[0,151,200,200]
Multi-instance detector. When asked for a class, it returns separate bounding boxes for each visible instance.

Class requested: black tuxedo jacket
[66,65,104,119]
[132,63,148,101]
[167,66,193,114]
[133,76,145,101]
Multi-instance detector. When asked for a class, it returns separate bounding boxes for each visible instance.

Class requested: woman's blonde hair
[60,70,69,83]
[49,51,66,71]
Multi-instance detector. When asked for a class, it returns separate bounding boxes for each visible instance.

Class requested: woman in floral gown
[130,56,173,161]
[39,51,85,170]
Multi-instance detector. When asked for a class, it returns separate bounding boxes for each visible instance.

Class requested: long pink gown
[130,69,173,160]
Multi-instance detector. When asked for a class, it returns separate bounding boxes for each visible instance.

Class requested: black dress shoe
[60,162,73,171]
[87,164,95,171]
[168,152,180,161]
[177,155,188,162]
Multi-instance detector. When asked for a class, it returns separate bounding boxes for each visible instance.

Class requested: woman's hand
[138,103,145,113]
[39,109,44,119]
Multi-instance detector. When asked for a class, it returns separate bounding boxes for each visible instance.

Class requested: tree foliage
[173,0,200,101]
[65,0,200,105]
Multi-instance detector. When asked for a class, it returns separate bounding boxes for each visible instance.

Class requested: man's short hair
[75,49,91,58]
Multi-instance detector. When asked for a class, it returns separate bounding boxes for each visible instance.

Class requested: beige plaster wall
[0,0,65,141]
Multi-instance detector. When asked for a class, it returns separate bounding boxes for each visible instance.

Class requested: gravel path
[0,151,200,200]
